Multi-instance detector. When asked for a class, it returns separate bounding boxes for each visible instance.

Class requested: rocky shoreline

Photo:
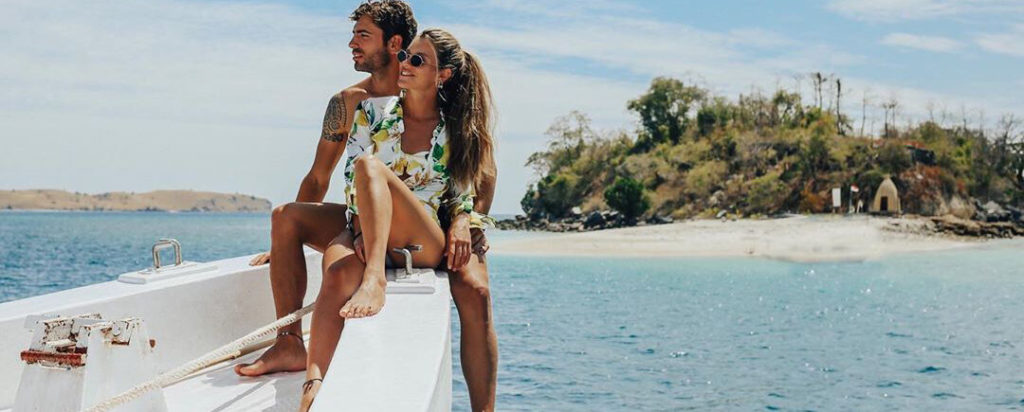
[496,199,1024,239]
[495,207,675,232]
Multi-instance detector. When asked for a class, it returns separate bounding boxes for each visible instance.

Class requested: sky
[2,0,1022,214]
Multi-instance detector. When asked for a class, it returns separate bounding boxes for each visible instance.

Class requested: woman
[299,28,495,411]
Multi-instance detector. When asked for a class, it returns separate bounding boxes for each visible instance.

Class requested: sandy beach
[490,215,1022,262]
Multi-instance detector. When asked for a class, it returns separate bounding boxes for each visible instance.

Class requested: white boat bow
[0,247,452,411]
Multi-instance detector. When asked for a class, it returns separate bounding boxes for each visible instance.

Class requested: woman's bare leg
[340,154,445,318]
[299,154,446,410]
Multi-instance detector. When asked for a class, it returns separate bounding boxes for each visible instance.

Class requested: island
[0,189,271,212]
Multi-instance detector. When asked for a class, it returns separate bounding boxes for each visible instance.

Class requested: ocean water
[2,211,1024,410]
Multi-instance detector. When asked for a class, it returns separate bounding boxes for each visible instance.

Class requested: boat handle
[152,238,183,269]
[392,244,422,276]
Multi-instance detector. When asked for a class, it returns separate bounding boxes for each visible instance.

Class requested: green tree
[535,173,584,218]
[628,77,708,151]
[525,111,595,177]
[520,186,540,218]
[877,141,911,175]
[604,176,651,222]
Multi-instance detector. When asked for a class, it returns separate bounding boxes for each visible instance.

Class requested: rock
[647,214,674,225]
[930,215,1023,238]
[570,206,583,217]
[584,211,606,228]
[1006,205,1024,227]
[983,201,1010,222]
[709,190,724,207]
[1006,205,1022,220]
[945,195,975,220]
[546,222,564,232]
[716,210,728,219]
[973,198,986,211]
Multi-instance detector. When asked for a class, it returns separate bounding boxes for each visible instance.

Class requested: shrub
[798,185,826,213]
[535,173,584,218]
[877,141,912,174]
[604,177,651,222]
[745,170,788,214]
[684,160,729,198]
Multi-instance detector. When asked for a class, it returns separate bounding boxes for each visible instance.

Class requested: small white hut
[870,176,901,214]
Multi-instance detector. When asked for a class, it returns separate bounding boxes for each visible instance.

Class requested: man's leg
[235,202,347,377]
[450,253,497,411]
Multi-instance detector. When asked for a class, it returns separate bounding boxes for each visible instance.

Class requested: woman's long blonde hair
[420,28,495,191]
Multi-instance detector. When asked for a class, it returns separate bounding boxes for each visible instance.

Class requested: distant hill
[0,190,272,212]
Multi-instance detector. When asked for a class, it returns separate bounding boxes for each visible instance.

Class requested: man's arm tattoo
[321,96,347,142]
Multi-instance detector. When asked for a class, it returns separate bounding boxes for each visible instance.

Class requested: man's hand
[249,251,271,266]
[353,232,366,263]
[471,228,489,256]
[446,214,473,271]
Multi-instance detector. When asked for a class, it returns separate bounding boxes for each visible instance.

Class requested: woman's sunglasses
[397,50,429,68]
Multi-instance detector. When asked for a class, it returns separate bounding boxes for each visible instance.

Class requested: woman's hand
[446,213,472,271]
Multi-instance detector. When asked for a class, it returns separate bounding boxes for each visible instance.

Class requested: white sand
[489,215,1009,262]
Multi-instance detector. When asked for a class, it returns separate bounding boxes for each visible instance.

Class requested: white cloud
[827,0,1024,22]
[441,16,829,103]
[455,0,643,19]
[881,33,964,53]
[976,24,1024,57]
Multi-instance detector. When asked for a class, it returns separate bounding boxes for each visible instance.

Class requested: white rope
[83,302,316,412]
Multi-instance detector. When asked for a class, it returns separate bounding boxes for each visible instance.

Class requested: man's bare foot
[339,277,386,318]
[298,377,322,412]
[234,333,307,376]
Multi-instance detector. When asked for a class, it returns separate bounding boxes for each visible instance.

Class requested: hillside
[518,76,1023,229]
[0,190,271,212]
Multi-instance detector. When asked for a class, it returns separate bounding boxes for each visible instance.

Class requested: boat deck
[1,251,452,411]
[163,338,309,411]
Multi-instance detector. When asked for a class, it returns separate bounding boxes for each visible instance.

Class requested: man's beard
[354,49,391,73]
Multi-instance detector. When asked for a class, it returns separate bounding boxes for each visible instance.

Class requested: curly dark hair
[350,0,418,49]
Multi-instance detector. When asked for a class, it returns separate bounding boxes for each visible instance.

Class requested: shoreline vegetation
[498,75,1024,246]
[0,189,271,212]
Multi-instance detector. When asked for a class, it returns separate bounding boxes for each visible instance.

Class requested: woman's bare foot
[298,378,322,412]
[234,333,306,376]
[339,274,386,318]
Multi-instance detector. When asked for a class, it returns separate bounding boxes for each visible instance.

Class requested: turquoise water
[2,212,1024,410]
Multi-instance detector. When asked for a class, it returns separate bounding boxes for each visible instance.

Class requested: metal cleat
[14,314,166,411]
[385,244,438,294]
[391,244,423,282]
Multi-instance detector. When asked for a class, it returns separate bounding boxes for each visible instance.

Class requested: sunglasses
[397,50,431,68]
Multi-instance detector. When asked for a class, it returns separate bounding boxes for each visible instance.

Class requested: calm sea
[2,211,1024,410]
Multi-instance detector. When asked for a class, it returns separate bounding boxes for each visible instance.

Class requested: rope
[83,302,315,412]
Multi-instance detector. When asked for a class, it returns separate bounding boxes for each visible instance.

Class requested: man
[235,1,498,410]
